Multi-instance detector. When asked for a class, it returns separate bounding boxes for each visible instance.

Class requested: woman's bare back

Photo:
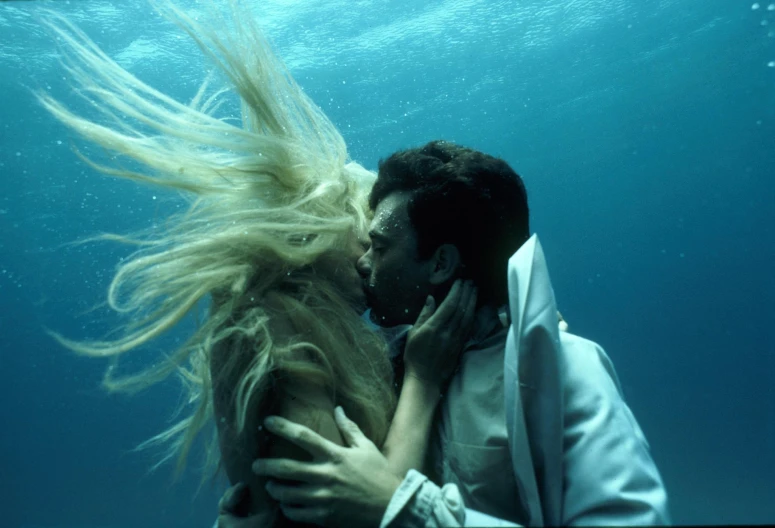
[211,297,345,522]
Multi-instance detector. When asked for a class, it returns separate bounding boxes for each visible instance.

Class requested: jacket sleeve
[560,336,671,526]
[379,470,521,528]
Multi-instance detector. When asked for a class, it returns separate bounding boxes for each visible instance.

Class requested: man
[220,140,670,527]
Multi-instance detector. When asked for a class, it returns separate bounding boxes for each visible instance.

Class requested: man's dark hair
[370,140,530,306]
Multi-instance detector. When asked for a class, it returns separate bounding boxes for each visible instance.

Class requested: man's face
[357,192,433,327]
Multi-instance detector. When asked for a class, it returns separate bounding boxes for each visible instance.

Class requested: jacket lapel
[504,235,565,526]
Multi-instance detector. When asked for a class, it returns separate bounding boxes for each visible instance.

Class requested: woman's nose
[356,252,371,278]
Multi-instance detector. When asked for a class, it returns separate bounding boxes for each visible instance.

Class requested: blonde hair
[41,2,396,476]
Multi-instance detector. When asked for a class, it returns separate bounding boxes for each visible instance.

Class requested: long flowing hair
[41,1,396,476]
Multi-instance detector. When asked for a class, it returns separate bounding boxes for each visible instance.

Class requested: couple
[43,3,669,527]
[215,142,671,528]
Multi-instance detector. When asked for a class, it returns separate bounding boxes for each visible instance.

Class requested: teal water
[1,1,773,526]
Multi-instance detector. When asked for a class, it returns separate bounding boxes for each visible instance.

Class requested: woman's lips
[363,287,376,308]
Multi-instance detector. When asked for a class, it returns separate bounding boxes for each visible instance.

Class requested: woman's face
[317,231,369,313]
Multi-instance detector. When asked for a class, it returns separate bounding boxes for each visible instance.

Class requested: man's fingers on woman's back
[253,457,330,483]
[263,416,336,460]
[218,482,249,514]
[334,405,367,447]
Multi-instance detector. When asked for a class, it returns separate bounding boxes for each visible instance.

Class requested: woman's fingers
[262,415,337,460]
[428,279,463,326]
[412,295,436,328]
[448,281,474,329]
[458,285,478,332]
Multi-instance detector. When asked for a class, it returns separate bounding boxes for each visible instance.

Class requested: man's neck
[468,303,508,345]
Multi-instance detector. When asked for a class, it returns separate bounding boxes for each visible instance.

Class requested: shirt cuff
[380,469,466,528]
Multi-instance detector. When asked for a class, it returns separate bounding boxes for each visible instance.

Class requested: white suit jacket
[381,234,670,527]
[498,234,669,526]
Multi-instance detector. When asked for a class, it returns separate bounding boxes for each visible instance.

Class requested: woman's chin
[347,294,368,315]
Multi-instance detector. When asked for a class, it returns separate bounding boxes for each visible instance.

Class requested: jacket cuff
[380,469,466,528]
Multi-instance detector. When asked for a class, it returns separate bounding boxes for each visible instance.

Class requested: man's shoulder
[558,331,611,366]
[556,331,657,477]
[557,331,624,397]
[559,330,603,352]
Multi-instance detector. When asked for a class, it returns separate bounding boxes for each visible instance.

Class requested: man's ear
[428,244,461,285]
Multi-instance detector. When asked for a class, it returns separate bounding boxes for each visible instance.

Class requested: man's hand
[217,483,261,528]
[253,406,403,528]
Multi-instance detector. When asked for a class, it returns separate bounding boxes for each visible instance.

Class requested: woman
[44,3,475,525]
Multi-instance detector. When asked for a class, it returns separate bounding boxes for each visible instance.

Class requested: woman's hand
[403,279,478,388]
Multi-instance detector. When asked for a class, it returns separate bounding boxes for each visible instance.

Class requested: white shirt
[428,308,528,524]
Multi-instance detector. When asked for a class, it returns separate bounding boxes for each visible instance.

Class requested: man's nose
[356,251,371,278]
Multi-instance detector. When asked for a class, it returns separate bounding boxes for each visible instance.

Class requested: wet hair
[41,3,396,492]
[370,140,529,305]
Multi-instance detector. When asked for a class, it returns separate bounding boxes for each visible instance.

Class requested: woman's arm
[381,374,441,477]
[381,280,477,478]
